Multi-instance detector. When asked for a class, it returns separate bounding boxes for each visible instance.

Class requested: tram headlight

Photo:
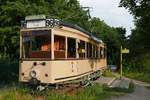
[30,71,36,78]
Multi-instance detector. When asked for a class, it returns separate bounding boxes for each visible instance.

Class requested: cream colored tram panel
[20,61,52,83]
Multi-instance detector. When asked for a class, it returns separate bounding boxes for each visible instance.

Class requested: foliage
[0,59,18,84]
[120,0,150,77]
[119,0,150,56]
[124,72,150,84]
[115,27,126,46]
[123,54,150,83]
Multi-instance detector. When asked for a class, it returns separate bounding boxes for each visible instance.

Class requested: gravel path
[111,78,150,100]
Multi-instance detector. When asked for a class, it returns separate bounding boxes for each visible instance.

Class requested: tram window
[100,47,103,58]
[78,40,85,58]
[96,46,98,58]
[97,47,100,58]
[22,35,30,58]
[32,38,50,51]
[32,36,49,51]
[87,43,92,58]
[93,45,96,58]
[22,30,51,58]
[104,48,106,58]
[94,46,96,58]
[86,43,89,58]
[67,38,76,58]
[89,43,92,58]
[54,35,65,58]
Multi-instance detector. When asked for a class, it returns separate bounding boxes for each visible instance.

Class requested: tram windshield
[22,30,51,58]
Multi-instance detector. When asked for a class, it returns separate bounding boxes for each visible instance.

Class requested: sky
[79,0,135,36]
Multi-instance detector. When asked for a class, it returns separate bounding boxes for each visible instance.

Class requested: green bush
[123,53,150,73]
[0,59,18,84]
[122,53,150,83]
[139,53,150,72]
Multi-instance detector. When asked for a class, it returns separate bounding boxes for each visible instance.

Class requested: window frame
[21,30,51,59]
[78,40,86,59]
[54,35,66,59]
[67,37,77,59]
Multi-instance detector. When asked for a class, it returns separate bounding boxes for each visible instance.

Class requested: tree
[120,0,150,54]
[120,0,150,72]
[115,27,126,45]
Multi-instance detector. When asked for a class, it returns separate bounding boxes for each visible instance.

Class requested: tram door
[67,38,77,74]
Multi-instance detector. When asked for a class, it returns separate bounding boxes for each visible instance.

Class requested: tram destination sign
[26,20,46,28]
[25,15,46,28]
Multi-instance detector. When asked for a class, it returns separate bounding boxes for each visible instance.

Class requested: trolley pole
[120,46,122,79]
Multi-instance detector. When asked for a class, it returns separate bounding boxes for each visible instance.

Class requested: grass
[0,87,35,100]
[123,71,150,84]
[145,86,150,89]
[102,70,115,77]
[0,83,135,100]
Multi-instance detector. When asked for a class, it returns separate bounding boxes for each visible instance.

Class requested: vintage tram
[19,15,107,86]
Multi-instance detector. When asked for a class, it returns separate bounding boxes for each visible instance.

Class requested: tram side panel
[50,60,78,83]
[98,59,107,70]
[76,60,93,74]
[50,60,93,84]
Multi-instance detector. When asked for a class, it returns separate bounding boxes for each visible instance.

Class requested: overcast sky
[79,0,134,36]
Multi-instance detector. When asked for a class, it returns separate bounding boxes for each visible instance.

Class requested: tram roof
[59,21,103,43]
[22,15,103,43]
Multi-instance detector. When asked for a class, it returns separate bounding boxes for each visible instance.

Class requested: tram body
[19,15,107,85]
